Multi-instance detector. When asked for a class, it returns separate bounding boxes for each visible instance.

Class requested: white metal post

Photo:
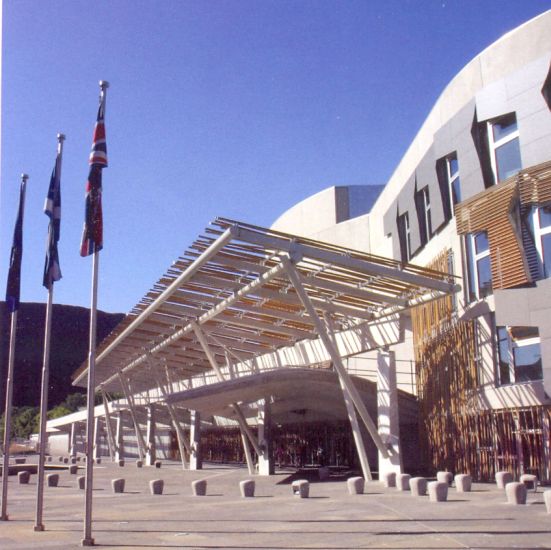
[101,391,117,461]
[117,373,147,461]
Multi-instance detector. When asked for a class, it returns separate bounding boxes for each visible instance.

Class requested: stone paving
[0,458,550,549]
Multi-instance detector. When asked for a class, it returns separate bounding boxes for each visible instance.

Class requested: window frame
[446,153,461,213]
[487,113,521,183]
[397,212,411,263]
[466,231,492,301]
[531,204,551,278]
[496,325,542,386]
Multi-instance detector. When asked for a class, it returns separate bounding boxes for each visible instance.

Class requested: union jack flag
[80,94,107,256]
[43,150,62,288]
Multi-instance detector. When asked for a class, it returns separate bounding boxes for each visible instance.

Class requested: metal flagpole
[1,173,28,522]
[35,134,65,531]
[82,80,109,547]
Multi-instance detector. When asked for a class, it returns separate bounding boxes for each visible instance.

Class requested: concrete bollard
[382,472,396,488]
[428,481,448,502]
[112,478,125,493]
[47,474,59,487]
[136,460,143,468]
[47,456,53,462]
[397,473,411,491]
[78,476,86,490]
[455,474,472,492]
[519,474,538,492]
[544,490,551,514]
[58,456,64,463]
[15,457,26,464]
[18,471,30,484]
[76,456,81,462]
[410,477,428,496]
[82,457,86,463]
[70,457,77,464]
[347,476,364,495]
[118,459,125,467]
[292,479,309,498]
[63,457,69,464]
[436,471,453,486]
[318,466,330,480]
[505,481,527,504]
[239,479,255,497]
[495,471,513,489]
[154,460,162,469]
[69,465,78,475]
[95,458,102,465]
[192,479,207,496]
[149,479,164,495]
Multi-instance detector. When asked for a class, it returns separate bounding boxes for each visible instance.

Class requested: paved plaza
[0,459,550,549]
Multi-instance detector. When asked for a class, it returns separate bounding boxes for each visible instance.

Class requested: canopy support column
[257,398,273,475]
[282,256,389,483]
[115,412,124,462]
[191,322,263,458]
[189,410,202,470]
[377,350,402,476]
[69,422,79,457]
[145,405,156,466]
[101,390,117,461]
[118,372,147,461]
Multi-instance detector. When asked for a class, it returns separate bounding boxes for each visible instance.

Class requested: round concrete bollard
[192,479,207,496]
[519,473,538,492]
[18,471,30,484]
[47,474,59,487]
[47,456,53,463]
[436,471,453,486]
[15,457,26,464]
[410,477,428,496]
[505,481,527,505]
[112,478,125,494]
[239,479,255,497]
[382,472,396,488]
[95,458,102,465]
[82,457,86,463]
[397,473,411,491]
[63,457,69,464]
[495,471,513,489]
[292,479,309,498]
[118,459,125,467]
[428,481,448,502]
[149,479,164,495]
[455,473,472,493]
[347,476,364,495]
[58,456,64,463]
[154,460,162,469]
[76,456,81,462]
[318,466,330,480]
[136,460,143,468]
[69,465,78,475]
[70,457,77,464]
[78,476,86,490]
[544,490,551,514]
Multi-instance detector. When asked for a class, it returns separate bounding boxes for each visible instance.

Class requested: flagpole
[35,134,65,532]
[1,173,28,522]
[82,80,108,547]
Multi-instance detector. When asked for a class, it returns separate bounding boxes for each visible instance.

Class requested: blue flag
[6,178,27,312]
[43,152,62,288]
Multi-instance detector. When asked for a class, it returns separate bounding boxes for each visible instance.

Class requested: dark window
[496,326,542,385]
[415,185,432,246]
[397,212,411,263]
[542,61,551,110]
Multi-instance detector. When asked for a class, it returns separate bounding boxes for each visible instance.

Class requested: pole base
[34,524,45,532]
[0,514,8,521]
[81,537,95,546]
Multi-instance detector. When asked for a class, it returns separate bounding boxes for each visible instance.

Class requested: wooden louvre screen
[518,159,551,205]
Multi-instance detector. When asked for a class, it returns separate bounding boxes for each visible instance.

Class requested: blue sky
[2,1,550,313]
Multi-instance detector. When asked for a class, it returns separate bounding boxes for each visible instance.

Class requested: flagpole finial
[99,80,109,90]
[21,173,29,183]
[57,133,66,142]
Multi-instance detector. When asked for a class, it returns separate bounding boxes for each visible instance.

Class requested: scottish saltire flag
[6,178,27,312]
[80,95,108,256]
[43,153,62,288]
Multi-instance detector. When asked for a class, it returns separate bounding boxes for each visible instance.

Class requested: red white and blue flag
[80,95,108,257]
[43,151,62,288]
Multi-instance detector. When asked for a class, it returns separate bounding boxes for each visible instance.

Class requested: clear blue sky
[2,1,550,313]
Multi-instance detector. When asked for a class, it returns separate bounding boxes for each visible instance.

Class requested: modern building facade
[272,10,551,481]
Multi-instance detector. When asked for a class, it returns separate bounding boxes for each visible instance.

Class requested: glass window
[496,326,542,385]
[397,213,411,263]
[488,113,521,183]
[530,204,551,278]
[447,154,461,208]
[466,231,492,301]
